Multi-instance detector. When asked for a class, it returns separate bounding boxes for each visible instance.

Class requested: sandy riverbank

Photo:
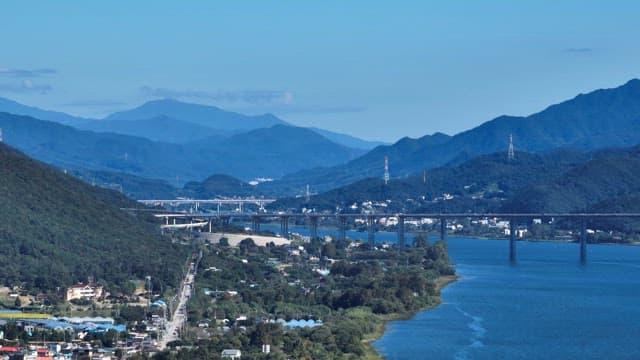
[197,232,291,246]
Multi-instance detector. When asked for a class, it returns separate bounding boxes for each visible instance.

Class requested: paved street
[157,263,195,350]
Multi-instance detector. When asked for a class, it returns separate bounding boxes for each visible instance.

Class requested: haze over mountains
[0,97,90,126]
[0,79,640,198]
[0,97,384,148]
[0,112,364,182]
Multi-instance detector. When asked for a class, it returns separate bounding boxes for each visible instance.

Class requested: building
[66,283,103,301]
[221,349,242,359]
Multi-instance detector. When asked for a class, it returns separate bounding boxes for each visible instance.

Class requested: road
[157,262,195,350]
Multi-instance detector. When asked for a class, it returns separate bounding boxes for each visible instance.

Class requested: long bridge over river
[142,205,640,263]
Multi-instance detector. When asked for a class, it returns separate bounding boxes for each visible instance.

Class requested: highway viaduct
[149,211,640,263]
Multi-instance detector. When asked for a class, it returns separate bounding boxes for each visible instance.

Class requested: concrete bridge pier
[580,218,587,263]
[440,217,447,241]
[509,219,516,262]
[309,216,319,241]
[251,216,261,233]
[280,216,290,239]
[367,216,376,245]
[338,216,346,242]
[397,215,405,248]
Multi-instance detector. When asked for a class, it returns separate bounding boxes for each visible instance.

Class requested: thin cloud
[563,48,593,53]
[0,80,52,94]
[228,104,366,115]
[278,105,366,115]
[63,99,127,107]
[139,86,294,104]
[0,67,57,77]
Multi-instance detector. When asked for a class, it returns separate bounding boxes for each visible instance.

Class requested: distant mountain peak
[104,99,288,131]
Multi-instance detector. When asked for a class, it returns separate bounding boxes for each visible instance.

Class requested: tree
[322,242,337,259]
[219,237,230,247]
[238,238,256,255]
[413,233,429,248]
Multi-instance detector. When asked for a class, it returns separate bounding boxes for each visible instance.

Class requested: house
[65,283,103,301]
[221,349,241,359]
[504,228,529,238]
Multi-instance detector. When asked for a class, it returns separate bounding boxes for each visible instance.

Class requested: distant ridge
[78,115,231,144]
[270,79,640,193]
[0,112,364,183]
[308,127,388,150]
[0,97,89,126]
[104,98,287,131]
[0,97,385,149]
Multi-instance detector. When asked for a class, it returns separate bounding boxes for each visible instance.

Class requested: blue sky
[1,0,640,142]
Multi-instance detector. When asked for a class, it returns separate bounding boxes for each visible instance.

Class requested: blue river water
[252,224,640,359]
[374,237,640,360]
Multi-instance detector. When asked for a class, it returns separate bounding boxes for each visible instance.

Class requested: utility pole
[508,134,515,161]
[146,276,152,315]
[384,156,390,185]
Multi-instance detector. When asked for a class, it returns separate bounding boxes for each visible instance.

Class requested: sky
[2,0,640,142]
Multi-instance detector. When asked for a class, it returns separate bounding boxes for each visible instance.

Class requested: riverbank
[362,275,458,359]
[450,233,640,246]
[196,231,291,246]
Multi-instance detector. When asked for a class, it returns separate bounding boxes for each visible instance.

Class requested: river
[246,223,640,359]
[374,237,640,359]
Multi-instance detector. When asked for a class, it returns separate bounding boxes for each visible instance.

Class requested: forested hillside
[0,143,188,294]
[273,146,640,217]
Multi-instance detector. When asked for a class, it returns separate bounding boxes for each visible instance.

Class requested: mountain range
[271,79,640,193]
[0,97,383,149]
[1,79,640,198]
[0,112,364,182]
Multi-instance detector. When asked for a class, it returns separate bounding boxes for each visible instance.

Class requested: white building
[66,283,103,301]
[221,349,242,359]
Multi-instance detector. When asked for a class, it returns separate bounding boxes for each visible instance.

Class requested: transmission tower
[508,134,515,161]
[305,184,311,203]
[384,156,390,185]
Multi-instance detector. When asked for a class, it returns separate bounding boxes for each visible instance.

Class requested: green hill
[502,149,640,213]
[273,146,640,217]
[0,143,187,295]
[272,150,592,213]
